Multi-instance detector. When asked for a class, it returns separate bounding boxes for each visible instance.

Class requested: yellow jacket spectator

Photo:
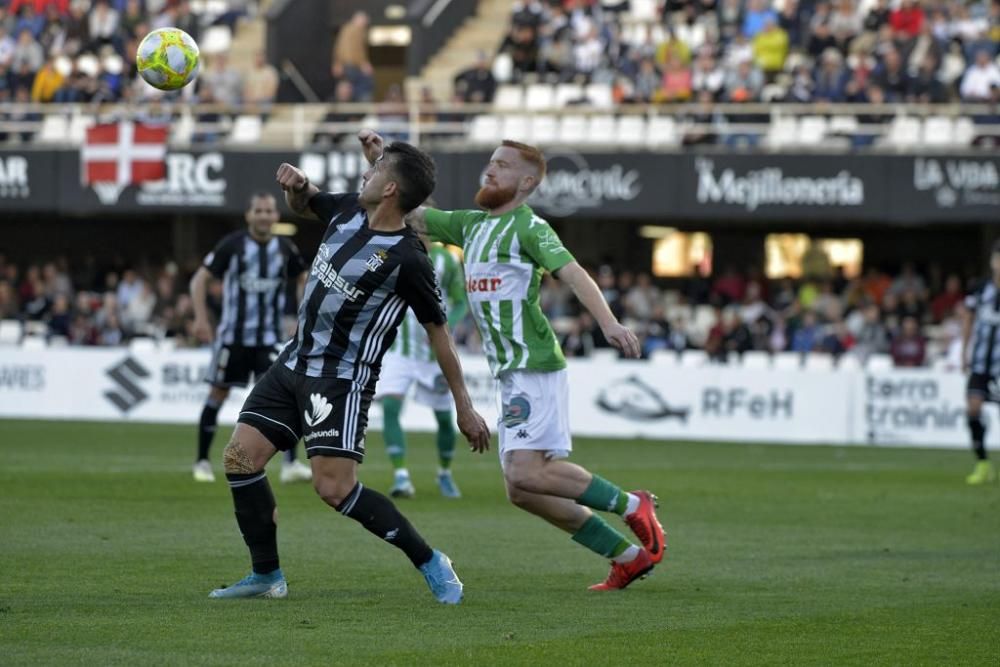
[752,20,789,74]
[31,60,64,103]
[655,31,691,68]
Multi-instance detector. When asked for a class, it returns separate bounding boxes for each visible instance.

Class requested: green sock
[434,410,455,470]
[577,474,628,515]
[382,397,406,470]
[571,515,632,558]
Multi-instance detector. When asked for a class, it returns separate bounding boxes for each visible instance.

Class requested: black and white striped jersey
[279,192,446,384]
[203,231,307,347]
[966,280,1000,376]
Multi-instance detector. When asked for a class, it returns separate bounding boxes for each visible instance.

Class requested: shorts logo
[304,393,332,427]
[365,249,388,272]
[432,374,448,394]
[502,395,531,427]
[515,429,529,439]
[304,427,341,442]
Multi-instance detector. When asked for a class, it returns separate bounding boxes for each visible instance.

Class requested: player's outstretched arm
[424,322,491,452]
[189,266,214,343]
[556,261,642,359]
[276,162,320,218]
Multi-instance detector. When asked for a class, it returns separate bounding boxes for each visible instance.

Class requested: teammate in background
[366,131,666,591]
[376,239,468,498]
[208,136,490,603]
[190,193,312,484]
[962,240,1000,485]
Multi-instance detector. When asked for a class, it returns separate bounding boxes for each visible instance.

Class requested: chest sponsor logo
[312,244,364,302]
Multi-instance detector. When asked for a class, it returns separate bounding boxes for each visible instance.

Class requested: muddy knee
[223,438,259,474]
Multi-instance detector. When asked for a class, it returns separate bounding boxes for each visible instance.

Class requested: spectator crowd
[0,247,979,370]
[0,0,274,113]
[478,0,1000,107]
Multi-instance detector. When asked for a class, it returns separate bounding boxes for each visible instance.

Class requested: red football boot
[624,491,666,564]
[588,548,654,591]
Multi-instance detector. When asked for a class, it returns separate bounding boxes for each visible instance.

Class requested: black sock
[226,472,280,574]
[969,415,987,461]
[336,482,433,568]
[197,399,222,461]
[283,447,296,464]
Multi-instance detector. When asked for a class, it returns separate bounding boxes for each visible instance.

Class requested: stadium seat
[48,335,68,347]
[524,84,555,111]
[804,353,834,371]
[171,110,195,145]
[0,319,22,345]
[557,115,588,144]
[586,115,617,144]
[199,25,232,55]
[68,114,95,144]
[501,115,530,142]
[884,116,921,149]
[229,115,263,144]
[493,85,523,111]
[650,349,680,366]
[647,116,679,147]
[590,349,619,362]
[528,115,558,145]
[680,349,708,367]
[469,114,502,144]
[584,83,614,108]
[21,336,46,350]
[37,115,69,143]
[922,116,954,147]
[617,115,647,146]
[953,117,975,145]
[766,116,798,149]
[866,354,893,371]
[798,115,828,146]
[129,337,157,352]
[837,354,862,371]
[772,352,803,370]
[554,83,585,108]
[829,114,859,138]
[740,351,771,369]
[629,0,659,21]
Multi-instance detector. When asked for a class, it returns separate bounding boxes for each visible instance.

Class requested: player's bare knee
[313,473,354,508]
[223,438,258,474]
[504,481,533,509]
[504,463,542,495]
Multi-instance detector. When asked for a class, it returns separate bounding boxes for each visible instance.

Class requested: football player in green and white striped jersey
[375,242,468,498]
[360,130,667,591]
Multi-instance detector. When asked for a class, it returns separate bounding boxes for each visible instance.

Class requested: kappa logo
[104,356,151,413]
[304,393,333,427]
[515,429,529,439]
[365,249,388,272]
[502,395,531,427]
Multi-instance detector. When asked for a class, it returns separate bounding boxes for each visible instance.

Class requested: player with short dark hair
[388,133,666,591]
[190,192,311,483]
[962,240,1000,485]
[208,133,490,604]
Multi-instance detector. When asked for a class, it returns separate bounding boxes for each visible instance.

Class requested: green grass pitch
[1,419,997,665]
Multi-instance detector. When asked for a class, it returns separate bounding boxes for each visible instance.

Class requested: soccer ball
[136,27,200,91]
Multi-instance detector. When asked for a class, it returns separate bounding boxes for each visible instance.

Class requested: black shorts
[207,344,278,388]
[237,362,372,462]
[967,373,1000,402]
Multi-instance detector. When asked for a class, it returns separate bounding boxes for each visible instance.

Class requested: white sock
[394,468,410,479]
[437,468,451,477]
[612,544,641,564]
[624,493,641,516]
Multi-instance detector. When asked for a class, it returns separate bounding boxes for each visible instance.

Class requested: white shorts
[374,352,453,412]
[498,369,572,460]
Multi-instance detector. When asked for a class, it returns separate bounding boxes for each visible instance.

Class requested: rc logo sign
[596,376,690,422]
[105,356,151,413]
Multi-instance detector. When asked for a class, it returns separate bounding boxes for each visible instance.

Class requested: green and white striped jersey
[388,243,467,362]
[425,204,575,377]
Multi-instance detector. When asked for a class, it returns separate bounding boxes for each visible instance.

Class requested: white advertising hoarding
[0,347,974,450]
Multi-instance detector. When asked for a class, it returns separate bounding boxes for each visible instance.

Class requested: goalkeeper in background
[375,239,468,498]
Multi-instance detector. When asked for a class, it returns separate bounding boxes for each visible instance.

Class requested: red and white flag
[81,122,168,186]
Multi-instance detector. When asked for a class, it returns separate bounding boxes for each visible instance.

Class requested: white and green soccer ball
[136,27,200,91]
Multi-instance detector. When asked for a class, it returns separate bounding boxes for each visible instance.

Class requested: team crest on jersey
[365,249,388,272]
[502,395,531,427]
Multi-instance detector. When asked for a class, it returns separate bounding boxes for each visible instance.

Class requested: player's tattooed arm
[960,298,974,374]
[276,162,320,218]
[556,261,642,359]
[424,322,491,452]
